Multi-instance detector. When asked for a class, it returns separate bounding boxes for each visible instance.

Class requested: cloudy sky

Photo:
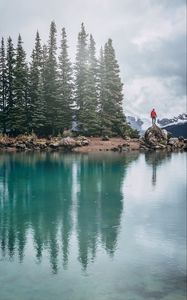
[0,0,186,123]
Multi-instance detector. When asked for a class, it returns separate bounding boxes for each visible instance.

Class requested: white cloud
[132,5,186,49]
[125,76,186,120]
[0,0,186,120]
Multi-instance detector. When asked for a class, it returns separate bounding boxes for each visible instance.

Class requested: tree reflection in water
[0,152,138,273]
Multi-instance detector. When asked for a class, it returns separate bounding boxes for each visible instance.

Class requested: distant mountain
[162,123,187,138]
[127,113,187,138]
[158,113,187,127]
[126,116,144,134]
[158,113,187,138]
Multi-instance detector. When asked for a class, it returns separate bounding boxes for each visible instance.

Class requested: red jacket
[151,110,157,118]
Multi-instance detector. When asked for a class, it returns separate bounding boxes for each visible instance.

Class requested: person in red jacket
[151,108,157,125]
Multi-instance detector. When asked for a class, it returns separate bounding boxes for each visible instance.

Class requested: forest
[0,22,137,137]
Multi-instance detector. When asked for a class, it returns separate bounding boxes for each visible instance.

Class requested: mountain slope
[158,113,187,138]
[161,123,187,138]
[158,113,187,127]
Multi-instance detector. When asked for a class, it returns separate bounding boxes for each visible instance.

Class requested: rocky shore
[0,135,90,152]
[0,125,186,153]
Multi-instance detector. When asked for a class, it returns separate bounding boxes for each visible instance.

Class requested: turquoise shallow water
[0,151,186,300]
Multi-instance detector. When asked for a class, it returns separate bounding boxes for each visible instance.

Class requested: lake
[0,151,186,300]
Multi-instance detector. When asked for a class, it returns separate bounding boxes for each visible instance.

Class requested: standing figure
[151,108,157,125]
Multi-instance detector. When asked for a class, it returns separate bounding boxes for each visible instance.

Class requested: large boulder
[15,143,27,150]
[168,137,185,149]
[59,137,77,149]
[76,136,90,146]
[144,125,168,149]
[168,138,178,146]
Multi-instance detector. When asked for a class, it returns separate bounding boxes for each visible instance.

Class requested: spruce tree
[6,37,16,134]
[44,21,59,135]
[29,31,45,135]
[24,63,30,132]
[58,27,73,132]
[83,34,99,135]
[0,22,128,138]
[40,43,48,133]
[102,39,125,136]
[98,47,105,116]
[13,34,29,134]
[74,23,89,133]
[0,38,7,134]
[98,46,111,136]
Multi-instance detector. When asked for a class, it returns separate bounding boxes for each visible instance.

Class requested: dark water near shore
[0,151,186,300]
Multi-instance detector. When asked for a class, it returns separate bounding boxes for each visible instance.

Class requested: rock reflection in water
[145,151,172,186]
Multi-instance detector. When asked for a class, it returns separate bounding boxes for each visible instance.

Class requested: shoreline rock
[0,136,90,152]
[0,129,186,153]
[143,125,186,151]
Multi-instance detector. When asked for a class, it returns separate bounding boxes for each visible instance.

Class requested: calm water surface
[0,151,186,300]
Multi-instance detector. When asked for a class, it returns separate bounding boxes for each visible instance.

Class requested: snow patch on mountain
[126,116,144,134]
[126,113,187,136]
[158,113,187,128]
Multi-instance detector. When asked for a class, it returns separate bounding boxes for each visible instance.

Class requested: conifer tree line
[0,21,127,137]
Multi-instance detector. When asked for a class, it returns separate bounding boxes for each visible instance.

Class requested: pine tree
[40,43,48,133]
[74,23,89,133]
[6,37,16,134]
[0,22,128,138]
[0,38,7,134]
[58,27,73,132]
[98,47,105,115]
[101,39,125,136]
[13,34,29,134]
[98,46,111,136]
[83,34,99,135]
[29,31,45,135]
[24,63,30,132]
[44,21,59,135]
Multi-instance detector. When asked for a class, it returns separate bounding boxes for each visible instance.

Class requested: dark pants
[152,117,156,125]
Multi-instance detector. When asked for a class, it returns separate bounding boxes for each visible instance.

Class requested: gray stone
[76,136,90,146]
[168,138,179,146]
[16,143,26,150]
[144,125,168,148]
[158,144,167,149]
[49,143,60,149]
[59,137,76,147]
[102,135,109,141]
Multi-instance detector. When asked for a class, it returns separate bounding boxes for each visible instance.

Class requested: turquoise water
[0,151,186,300]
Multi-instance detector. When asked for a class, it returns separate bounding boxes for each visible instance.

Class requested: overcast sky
[0,0,186,122]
